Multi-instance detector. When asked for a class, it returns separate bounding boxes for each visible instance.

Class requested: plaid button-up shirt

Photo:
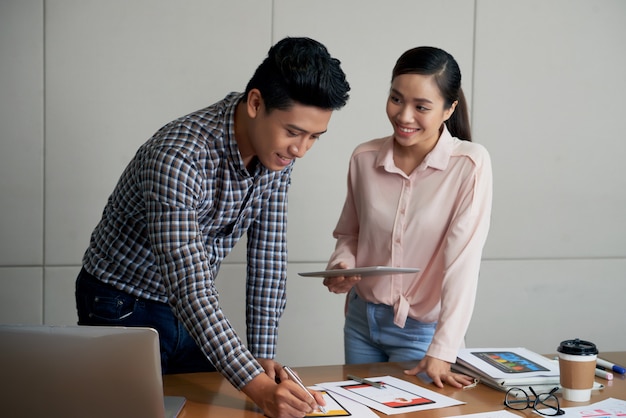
[84,92,292,389]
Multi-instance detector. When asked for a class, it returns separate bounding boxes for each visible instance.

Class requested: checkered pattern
[83,92,291,389]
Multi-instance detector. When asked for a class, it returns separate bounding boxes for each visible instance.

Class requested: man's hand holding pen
[245,360,325,418]
[323,262,361,294]
[283,366,327,415]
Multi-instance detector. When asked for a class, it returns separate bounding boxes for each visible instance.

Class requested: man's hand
[242,372,326,418]
[243,359,326,418]
[322,262,361,294]
[258,358,288,382]
[404,355,475,388]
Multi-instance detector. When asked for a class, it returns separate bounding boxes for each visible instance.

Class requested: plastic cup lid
[557,338,598,355]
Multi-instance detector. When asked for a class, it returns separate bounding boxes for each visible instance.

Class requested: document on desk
[306,386,378,417]
[318,375,463,415]
[557,397,626,418]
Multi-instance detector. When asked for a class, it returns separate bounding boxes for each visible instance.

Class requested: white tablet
[298,266,420,278]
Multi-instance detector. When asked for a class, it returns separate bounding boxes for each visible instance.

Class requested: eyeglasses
[504,386,565,416]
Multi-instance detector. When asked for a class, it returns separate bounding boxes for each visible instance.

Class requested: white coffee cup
[557,339,598,402]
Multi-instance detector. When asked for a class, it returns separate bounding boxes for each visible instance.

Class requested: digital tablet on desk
[298,266,420,278]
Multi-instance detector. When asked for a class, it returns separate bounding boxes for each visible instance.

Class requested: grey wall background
[1,0,624,367]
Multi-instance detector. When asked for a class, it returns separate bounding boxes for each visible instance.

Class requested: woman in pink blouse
[324,46,492,388]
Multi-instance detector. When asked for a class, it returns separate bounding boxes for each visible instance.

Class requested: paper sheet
[557,397,626,418]
[441,397,626,418]
[305,385,378,417]
[318,375,464,415]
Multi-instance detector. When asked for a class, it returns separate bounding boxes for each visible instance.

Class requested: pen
[283,366,326,414]
[347,374,385,389]
[596,357,626,375]
[595,368,614,381]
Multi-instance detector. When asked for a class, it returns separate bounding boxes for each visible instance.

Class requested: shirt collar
[223,93,247,173]
[376,124,455,173]
[223,92,291,178]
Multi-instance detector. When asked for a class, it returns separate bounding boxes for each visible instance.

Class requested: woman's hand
[322,262,361,294]
[404,355,475,388]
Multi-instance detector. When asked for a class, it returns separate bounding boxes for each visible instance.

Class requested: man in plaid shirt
[75,37,350,418]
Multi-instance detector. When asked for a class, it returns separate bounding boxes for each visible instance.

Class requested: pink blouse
[327,126,492,362]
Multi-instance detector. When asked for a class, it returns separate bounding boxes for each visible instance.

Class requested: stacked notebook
[452,347,561,393]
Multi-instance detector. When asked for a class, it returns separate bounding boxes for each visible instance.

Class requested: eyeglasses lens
[505,388,529,410]
[535,392,562,416]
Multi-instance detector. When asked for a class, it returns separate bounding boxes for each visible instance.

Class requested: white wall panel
[212,263,247,340]
[474,0,626,259]
[277,263,346,366]
[216,263,346,367]
[0,0,44,265]
[44,266,80,325]
[44,0,272,265]
[467,258,626,354]
[0,268,43,324]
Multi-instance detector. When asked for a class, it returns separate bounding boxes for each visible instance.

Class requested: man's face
[248,99,332,171]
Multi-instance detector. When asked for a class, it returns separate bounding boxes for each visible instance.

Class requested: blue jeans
[344,289,436,364]
[75,268,215,374]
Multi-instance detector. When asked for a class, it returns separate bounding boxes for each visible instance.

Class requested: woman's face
[386,73,456,151]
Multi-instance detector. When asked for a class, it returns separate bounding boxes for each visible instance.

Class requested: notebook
[0,325,185,418]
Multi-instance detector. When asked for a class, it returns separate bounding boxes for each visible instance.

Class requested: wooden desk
[164,352,626,417]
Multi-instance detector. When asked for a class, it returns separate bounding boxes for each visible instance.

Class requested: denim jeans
[344,289,436,364]
[75,268,215,374]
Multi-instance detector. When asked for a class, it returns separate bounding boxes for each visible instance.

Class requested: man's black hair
[245,37,350,111]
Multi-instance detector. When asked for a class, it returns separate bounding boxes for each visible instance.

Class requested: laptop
[0,325,185,418]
